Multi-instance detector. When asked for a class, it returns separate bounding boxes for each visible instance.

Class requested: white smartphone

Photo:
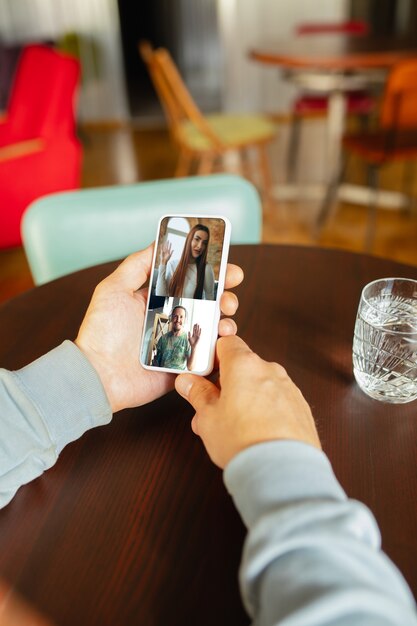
[140,214,232,376]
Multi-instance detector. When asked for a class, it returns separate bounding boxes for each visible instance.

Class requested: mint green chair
[22,174,262,285]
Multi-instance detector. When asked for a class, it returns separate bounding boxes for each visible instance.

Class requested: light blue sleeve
[224,440,417,626]
[0,340,112,508]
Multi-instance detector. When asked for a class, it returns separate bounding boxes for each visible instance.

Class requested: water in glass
[353,288,417,403]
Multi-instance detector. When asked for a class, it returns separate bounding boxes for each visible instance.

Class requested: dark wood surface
[0,244,417,625]
[251,35,417,69]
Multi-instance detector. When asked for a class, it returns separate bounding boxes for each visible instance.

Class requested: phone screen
[140,215,231,376]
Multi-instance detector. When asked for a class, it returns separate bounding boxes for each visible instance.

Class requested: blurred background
[1,0,417,302]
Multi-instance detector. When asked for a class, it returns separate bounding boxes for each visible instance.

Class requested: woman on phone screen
[155,224,215,300]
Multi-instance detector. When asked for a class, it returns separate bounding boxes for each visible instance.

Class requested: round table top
[250,34,417,70]
[0,244,416,625]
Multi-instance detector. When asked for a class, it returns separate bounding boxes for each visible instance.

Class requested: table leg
[326,90,347,173]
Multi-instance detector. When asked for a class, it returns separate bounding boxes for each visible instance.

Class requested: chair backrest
[6,44,80,142]
[296,21,369,35]
[0,44,21,110]
[139,41,224,150]
[22,174,262,285]
[380,59,417,129]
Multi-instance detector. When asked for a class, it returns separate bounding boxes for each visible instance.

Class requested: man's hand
[187,323,202,370]
[175,335,321,469]
[75,245,243,413]
[188,324,201,349]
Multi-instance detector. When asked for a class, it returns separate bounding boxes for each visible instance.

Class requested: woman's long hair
[169,224,210,298]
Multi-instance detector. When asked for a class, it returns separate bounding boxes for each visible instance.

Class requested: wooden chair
[317,58,417,250]
[139,41,276,196]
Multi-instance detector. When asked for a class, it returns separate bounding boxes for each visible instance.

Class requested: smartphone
[140,214,232,376]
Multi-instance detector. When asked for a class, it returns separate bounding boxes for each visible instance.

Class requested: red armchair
[0,44,82,248]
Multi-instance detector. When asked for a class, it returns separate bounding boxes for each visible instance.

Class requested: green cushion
[180,114,276,150]
[22,174,262,285]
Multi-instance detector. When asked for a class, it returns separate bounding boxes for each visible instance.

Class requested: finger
[216,335,253,368]
[218,317,237,337]
[191,414,199,435]
[210,335,253,383]
[107,244,154,291]
[175,373,220,411]
[214,322,237,371]
[133,285,148,304]
[220,291,239,316]
[224,264,244,290]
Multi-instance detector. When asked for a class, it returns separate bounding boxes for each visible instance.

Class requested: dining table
[0,243,416,626]
[251,34,417,210]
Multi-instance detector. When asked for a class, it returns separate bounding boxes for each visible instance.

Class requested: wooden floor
[1,122,417,305]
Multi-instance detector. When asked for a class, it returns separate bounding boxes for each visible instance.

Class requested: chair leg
[286,114,302,183]
[240,147,254,182]
[365,165,380,253]
[175,149,192,177]
[257,143,273,198]
[197,152,215,175]
[402,159,416,215]
[314,155,347,238]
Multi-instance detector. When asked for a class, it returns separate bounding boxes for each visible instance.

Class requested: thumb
[175,374,219,411]
[109,243,154,291]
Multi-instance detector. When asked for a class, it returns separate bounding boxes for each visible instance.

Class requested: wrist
[223,441,346,529]
[74,340,119,413]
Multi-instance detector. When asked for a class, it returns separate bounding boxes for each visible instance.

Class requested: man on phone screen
[152,306,201,371]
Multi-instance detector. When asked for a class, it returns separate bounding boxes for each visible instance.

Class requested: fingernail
[176,375,193,398]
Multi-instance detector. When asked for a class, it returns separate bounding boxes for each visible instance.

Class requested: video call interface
[141,216,226,373]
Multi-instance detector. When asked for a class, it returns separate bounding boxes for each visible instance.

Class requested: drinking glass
[352,278,417,403]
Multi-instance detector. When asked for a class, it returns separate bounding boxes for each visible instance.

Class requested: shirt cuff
[223,440,347,528]
[13,340,112,454]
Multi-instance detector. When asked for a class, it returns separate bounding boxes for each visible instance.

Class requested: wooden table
[251,35,417,209]
[251,35,417,70]
[0,244,416,625]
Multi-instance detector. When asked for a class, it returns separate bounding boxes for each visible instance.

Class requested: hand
[75,245,243,413]
[160,241,173,266]
[175,335,321,469]
[188,324,201,349]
